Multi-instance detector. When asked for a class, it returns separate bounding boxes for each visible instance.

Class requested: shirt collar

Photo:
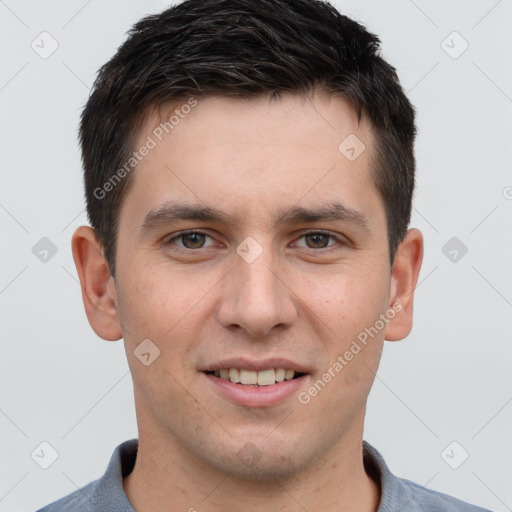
[363,440,424,511]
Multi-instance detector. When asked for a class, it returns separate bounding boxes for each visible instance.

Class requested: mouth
[203,368,307,387]
[200,358,311,406]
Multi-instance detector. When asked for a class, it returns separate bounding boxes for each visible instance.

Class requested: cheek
[300,266,390,340]
[117,259,211,340]
[297,266,388,395]
[116,260,225,393]
[301,278,386,413]
[116,264,209,401]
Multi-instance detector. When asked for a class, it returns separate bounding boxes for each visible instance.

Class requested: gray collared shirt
[37,439,492,511]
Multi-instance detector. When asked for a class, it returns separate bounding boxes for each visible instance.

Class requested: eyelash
[164,229,344,251]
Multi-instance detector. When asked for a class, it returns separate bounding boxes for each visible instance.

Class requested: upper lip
[201,357,310,374]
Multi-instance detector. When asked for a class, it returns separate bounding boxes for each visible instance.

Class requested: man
[37,0,491,510]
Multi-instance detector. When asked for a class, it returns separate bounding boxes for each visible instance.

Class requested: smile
[205,368,304,386]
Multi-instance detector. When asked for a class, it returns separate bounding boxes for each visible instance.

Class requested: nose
[216,249,298,338]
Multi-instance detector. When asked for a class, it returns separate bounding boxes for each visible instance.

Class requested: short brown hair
[79,0,416,276]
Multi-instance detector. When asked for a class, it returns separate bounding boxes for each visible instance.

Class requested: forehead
[121,92,384,231]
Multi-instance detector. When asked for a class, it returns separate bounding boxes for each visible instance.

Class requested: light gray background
[1,1,511,511]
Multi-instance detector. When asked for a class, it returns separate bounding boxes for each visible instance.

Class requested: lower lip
[202,372,308,407]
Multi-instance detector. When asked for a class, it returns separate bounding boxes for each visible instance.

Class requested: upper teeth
[213,368,296,386]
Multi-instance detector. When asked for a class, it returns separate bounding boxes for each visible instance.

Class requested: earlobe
[71,226,123,341]
[385,228,424,342]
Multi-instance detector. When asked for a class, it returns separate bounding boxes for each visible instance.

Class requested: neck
[123,427,380,512]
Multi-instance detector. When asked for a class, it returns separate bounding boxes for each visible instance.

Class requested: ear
[385,228,424,341]
[71,226,122,341]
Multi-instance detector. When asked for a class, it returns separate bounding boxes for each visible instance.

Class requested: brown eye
[304,233,332,249]
[165,231,215,250]
[180,232,206,249]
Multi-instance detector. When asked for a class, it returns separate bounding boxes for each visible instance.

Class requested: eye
[165,230,216,250]
[295,231,340,249]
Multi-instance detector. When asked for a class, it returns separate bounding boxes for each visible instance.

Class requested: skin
[72,91,423,512]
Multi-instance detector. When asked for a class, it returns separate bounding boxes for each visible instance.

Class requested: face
[94,93,410,480]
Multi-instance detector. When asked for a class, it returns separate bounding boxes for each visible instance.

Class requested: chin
[195,437,315,482]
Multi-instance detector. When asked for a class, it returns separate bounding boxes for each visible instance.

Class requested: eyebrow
[139,201,371,234]
[272,203,370,231]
